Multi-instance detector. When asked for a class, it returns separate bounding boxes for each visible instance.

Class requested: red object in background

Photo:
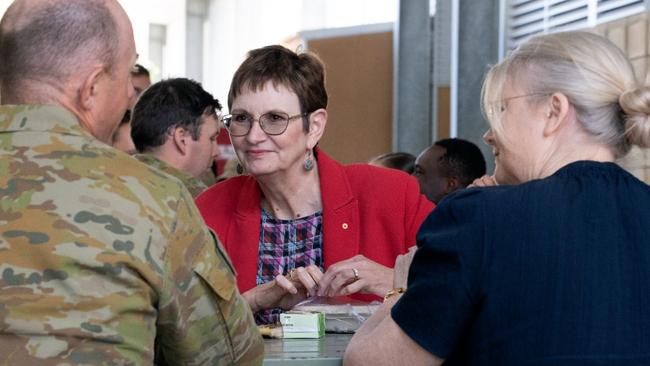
[213,132,234,177]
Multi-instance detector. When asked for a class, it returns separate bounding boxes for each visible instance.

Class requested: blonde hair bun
[619,85,650,148]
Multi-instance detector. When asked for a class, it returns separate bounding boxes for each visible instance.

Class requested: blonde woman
[345,31,650,366]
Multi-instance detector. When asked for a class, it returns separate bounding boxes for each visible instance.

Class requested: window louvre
[504,0,647,50]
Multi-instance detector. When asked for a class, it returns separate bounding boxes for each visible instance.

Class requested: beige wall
[594,12,650,184]
[307,31,393,164]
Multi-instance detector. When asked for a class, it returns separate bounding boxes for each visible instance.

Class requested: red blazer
[196,148,434,297]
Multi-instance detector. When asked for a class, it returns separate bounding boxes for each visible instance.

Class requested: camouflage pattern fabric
[134,154,208,198]
[0,105,263,365]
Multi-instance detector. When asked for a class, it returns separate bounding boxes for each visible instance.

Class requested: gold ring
[352,268,360,281]
[289,269,297,280]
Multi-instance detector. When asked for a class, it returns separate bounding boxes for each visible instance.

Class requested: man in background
[0,0,262,364]
[413,138,486,203]
[131,77,222,197]
[369,152,416,175]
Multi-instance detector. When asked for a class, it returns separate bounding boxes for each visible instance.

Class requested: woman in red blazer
[196,45,433,324]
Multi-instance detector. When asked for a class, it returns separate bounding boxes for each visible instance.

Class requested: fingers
[484,176,498,186]
[481,175,498,186]
[318,254,368,296]
[317,266,337,296]
[275,274,298,295]
[469,175,498,188]
[318,261,350,297]
[284,265,324,297]
[339,278,366,297]
[318,255,368,297]
[293,267,319,297]
[324,268,358,297]
[393,251,414,289]
[317,269,337,297]
[305,265,324,286]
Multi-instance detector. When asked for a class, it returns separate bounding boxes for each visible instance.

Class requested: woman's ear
[306,108,327,148]
[544,92,571,137]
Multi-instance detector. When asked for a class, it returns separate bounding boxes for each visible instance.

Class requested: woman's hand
[317,255,393,298]
[243,265,323,312]
[393,246,417,289]
[468,175,499,188]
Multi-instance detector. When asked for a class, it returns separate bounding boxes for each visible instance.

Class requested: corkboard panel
[307,32,393,164]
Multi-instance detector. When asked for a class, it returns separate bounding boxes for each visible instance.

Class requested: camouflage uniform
[134,154,208,198]
[0,105,263,365]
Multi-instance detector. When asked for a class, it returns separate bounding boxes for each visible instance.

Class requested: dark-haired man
[413,138,487,203]
[131,77,222,197]
[0,0,262,364]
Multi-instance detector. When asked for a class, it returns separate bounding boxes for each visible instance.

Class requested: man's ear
[445,176,462,194]
[78,64,106,112]
[172,127,191,155]
[543,92,571,137]
[306,108,327,149]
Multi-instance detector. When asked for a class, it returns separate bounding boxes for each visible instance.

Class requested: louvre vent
[505,0,646,50]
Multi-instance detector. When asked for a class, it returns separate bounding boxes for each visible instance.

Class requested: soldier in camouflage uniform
[131,78,222,198]
[134,154,209,198]
[0,0,263,365]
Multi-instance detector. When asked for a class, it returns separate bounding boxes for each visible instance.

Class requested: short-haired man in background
[413,138,487,203]
[131,77,222,197]
[0,0,262,364]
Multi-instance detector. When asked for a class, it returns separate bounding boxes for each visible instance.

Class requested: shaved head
[0,0,119,101]
[0,0,137,143]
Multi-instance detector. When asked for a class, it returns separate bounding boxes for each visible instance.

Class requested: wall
[0,0,397,111]
[118,0,187,81]
[594,11,650,183]
[304,28,394,164]
[205,0,397,109]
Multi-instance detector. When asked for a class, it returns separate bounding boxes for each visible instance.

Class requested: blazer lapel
[316,148,360,268]
[228,178,262,292]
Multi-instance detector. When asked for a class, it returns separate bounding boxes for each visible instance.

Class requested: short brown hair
[228,45,328,132]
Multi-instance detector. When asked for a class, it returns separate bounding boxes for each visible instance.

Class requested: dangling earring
[236,163,244,175]
[303,150,314,171]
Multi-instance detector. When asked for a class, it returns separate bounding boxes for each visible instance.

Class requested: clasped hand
[245,255,393,312]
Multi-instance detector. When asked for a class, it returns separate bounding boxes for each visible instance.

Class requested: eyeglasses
[221,111,309,137]
[487,93,551,115]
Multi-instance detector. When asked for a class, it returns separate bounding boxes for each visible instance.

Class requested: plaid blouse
[255,208,324,324]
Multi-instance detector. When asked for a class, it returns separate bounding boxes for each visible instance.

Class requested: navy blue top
[392,161,650,365]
